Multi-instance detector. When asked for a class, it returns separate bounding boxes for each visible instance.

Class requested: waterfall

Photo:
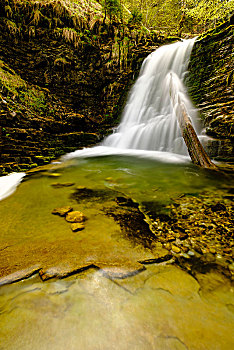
[0,39,198,202]
[103,38,198,155]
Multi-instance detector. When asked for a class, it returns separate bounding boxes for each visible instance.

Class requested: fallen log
[179,102,217,169]
[169,73,217,170]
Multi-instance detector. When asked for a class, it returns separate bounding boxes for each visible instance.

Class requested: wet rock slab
[1,266,233,350]
[0,265,41,287]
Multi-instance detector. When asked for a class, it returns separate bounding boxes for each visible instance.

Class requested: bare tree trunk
[178,103,217,169]
[169,74,217,170]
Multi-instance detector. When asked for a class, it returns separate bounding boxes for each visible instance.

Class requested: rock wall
[0,0,164,175]
[188,20,234,162]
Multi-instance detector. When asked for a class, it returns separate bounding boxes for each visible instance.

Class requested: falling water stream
[0,40,233,350]
[104,38,199,153]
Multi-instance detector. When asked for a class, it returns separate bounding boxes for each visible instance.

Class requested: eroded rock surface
[0,266,233,350]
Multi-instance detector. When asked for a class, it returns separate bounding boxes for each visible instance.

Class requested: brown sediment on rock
[0,265,41,286]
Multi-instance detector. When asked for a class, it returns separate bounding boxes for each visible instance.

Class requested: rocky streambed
[0,156,233,285]
[0,155,233,350]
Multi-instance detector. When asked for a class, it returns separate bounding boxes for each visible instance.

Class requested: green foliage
[121,0,182,31]
[102,0,122,21]
[0,0,104,35]
[128,8,143,26]
[184,0,234,32]
[0,59,48,115]
[0,60,26,96]
[19,89,47,114]
[122,0,234,33]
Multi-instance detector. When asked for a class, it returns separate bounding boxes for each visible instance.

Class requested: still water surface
[0,154,233,350]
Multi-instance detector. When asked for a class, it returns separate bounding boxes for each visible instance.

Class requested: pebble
[105,177,113,181]
[181,246,189,253]
[180,252,190,259]
[164,243,171,251]
[51,182,75,188]
[171,245,181,253]
[66,211,86,223]
[179,232,188,240]
[167,235,176,242]
[188,250,195,256]
[52,206,73,217]
[47,173,61,177]
[223,247,231,253]
[202,253,216,263]
[209,247,216,254]
[71,223,85,232]
[201,248,209,254]
[76,186,86,190]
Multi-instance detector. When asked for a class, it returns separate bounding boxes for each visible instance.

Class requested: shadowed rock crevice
[188,20,234,162]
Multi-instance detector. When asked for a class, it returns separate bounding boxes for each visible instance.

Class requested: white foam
[0,172,26,201]
[62,145,189,164]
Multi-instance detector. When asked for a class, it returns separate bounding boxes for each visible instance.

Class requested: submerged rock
[71,223,85,232]
[115,196,138,208]
[99,262,146,279]
[52,206,73,217]
[171,245,181,254]
[51,182,75,188]
[66,211,86,223]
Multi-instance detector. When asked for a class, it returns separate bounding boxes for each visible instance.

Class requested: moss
[0,0,104,36]
[0,0,166,175]
[188,20,233,145]
[0,60,26,96]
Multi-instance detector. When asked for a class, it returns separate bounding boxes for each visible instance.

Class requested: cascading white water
[0,39,198,201]
[103,38,199,155]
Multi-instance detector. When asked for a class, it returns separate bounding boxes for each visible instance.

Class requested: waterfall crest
[103,38,198,155]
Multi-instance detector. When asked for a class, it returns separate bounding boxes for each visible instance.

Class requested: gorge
[0,1,233,350]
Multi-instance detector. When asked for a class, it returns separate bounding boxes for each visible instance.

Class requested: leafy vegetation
[0,60,48,115]
[118,0,233,34]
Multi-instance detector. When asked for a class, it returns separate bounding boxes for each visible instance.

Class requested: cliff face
[188,20,234,162]
[1,1,233,174]
[0,0,162,174]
